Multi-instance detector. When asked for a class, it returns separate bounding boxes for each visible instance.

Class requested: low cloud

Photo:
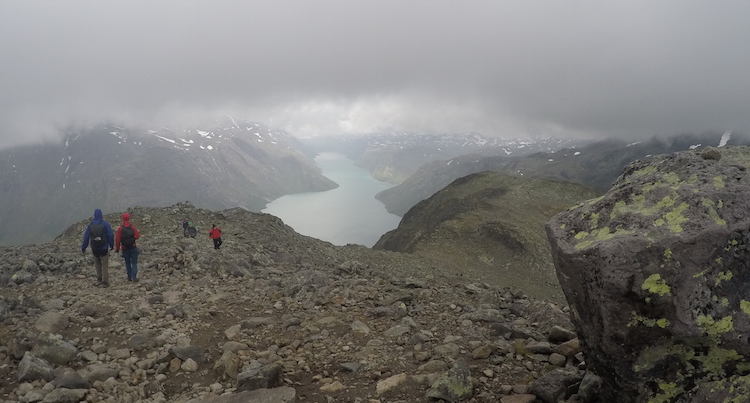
[1,1,748,149]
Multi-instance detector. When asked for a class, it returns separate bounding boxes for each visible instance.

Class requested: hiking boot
[132,278,139,283]
[101,282,110,288]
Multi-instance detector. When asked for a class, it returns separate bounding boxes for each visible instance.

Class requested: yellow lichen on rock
[642,274,671,296]
[696,314,734,336]
[716,271,733,286]
[663,203,689,233]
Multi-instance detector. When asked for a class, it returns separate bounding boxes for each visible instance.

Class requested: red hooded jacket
[209,226,222,239]
[115,213,141,252]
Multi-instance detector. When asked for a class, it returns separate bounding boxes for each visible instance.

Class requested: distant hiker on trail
[81,208,115,287]
[115,213,141,283]
[182,219,189,237]
[209,224,223,249]
[187,222,197,238]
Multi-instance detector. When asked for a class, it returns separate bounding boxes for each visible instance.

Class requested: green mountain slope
[374,171,599,302]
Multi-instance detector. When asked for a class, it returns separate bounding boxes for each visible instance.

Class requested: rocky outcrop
[546,146,750,402]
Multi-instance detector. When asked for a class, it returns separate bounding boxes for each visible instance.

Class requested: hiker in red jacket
[209,224,223,249]
[115,213,141,282]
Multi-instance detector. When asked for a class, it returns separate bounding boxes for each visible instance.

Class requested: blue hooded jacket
[81,209,115,252]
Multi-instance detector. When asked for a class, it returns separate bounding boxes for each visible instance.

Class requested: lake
[262,152,402,247]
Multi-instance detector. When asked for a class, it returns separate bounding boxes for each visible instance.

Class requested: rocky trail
[0,202,586,403]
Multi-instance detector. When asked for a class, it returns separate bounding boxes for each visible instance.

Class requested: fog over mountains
[299,133,589,184]
[1,121,745,249]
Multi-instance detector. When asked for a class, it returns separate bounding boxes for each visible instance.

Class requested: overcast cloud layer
[1,1,749,149]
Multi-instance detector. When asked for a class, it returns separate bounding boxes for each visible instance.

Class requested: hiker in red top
[209,224,223,249]
[115,213,141,282]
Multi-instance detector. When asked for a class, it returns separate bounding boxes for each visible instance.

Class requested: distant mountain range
[375,131,749,216]
[2,123,744,249]
[0,117,335,245]
[299,132,590,184]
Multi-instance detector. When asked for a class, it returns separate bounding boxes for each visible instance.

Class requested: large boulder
[30,333,78,365]
[546,146,750,402]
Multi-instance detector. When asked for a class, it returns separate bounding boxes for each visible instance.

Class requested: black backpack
[121,225,136,249]
[90,223,107,249]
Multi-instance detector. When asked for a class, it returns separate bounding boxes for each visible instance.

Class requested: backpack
[121,225,136,249]
[90,223,107,249]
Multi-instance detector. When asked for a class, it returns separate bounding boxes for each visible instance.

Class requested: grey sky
[1,1,748,149]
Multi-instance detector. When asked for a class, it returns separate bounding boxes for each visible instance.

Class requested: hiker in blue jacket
[81,208,115,287]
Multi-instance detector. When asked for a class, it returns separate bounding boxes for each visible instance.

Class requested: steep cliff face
[547,146,750,402]
[0,120,336,245]
[374,171,599,303]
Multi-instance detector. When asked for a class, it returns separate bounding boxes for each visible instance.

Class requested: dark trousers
[123,247,139,280]
[213,237,222,249]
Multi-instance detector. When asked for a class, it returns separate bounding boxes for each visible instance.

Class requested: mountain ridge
[299,132,590,184]
[0,120,335,246]
[375,131,749,216]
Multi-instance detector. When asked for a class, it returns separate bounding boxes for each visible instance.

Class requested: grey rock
[11,269,34,285]
[82,363,119,382]
[35,312,68,333]
[31,333,78,365]
[489,323,543,341]
[340,362,363,372]
[241,317,275,328]
[418,360,448,374]
[528,367,583,403]
[700,146,721,161]
[221,341,250,353]
[54,370,91,389]
[22,259,38,272]
[547,325,577,343]
[40,388,87,403]
[39,298,65,311]
[237,362,282,391]
[547,148,750,401]
[383,325,410,337]
[77,304,97,317]
[577,371,603,402]
[214,350,240,380]
[17,352,55,382]
[185,387,296,403]
[128,331,157,350]
[434,343,461,357]
[459,308,505,323]
[425,359,473,402]
[170,346,205,363]
[525,341,553,355]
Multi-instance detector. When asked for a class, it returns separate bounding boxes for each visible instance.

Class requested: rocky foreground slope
[0,202,588,403]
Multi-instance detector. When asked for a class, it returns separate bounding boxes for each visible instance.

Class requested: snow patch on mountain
[719,130,732,147]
